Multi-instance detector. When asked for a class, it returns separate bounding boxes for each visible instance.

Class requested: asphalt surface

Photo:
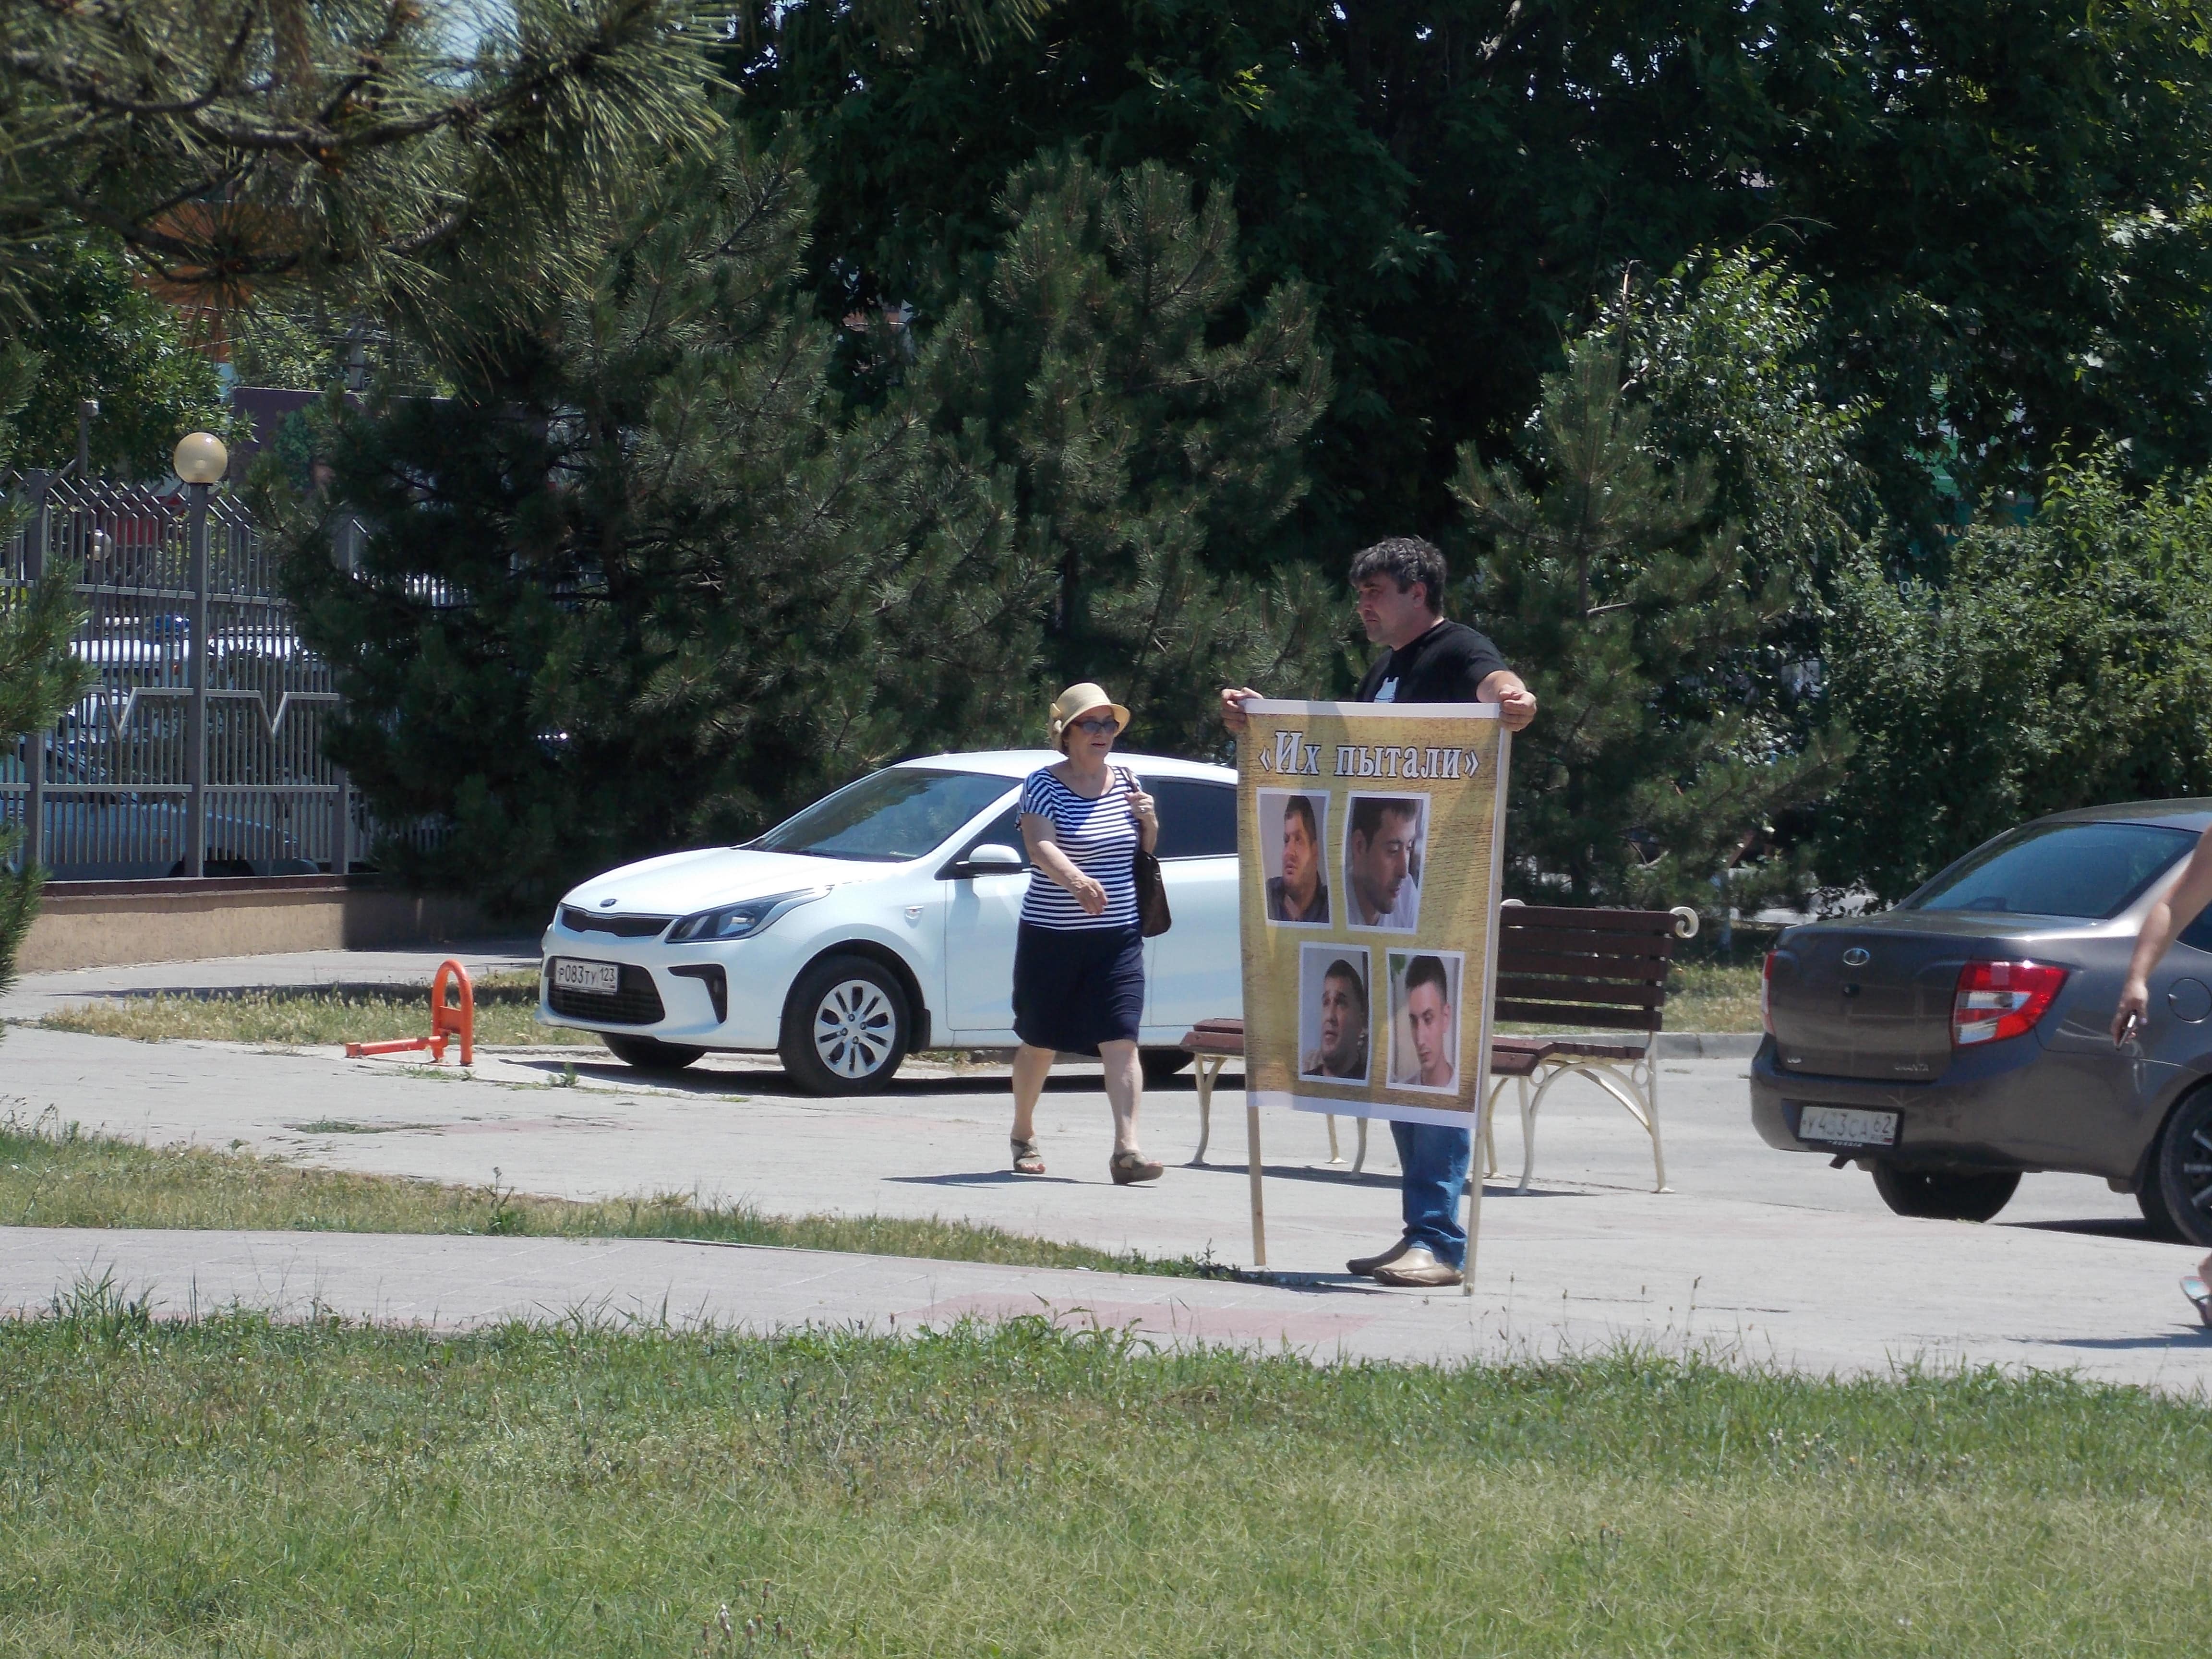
[4,945,2209,1388]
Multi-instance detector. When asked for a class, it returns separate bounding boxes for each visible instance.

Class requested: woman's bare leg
[1100,1038,1144,1154]
[1011,1044,1055,1143]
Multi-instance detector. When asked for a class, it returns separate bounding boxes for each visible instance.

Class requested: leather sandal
[1109,1149,1164,1185]
[1011,1136,1046,1175]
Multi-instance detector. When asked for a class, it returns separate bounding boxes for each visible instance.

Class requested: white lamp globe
[173,431,228,485]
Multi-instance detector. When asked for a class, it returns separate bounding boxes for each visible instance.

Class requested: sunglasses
[1070,716,1119,736]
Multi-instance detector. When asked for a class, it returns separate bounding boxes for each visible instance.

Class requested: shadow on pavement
[2004,1216,2161,1241]
[1233,1273,1405,1295]
[2034,1329,2212,1350]
[512,1054,1246,1103]
[518,1060,1122,1100]
[882,1170,1086,1188]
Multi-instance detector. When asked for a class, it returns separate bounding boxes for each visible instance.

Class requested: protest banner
[1234,698,1510,1285]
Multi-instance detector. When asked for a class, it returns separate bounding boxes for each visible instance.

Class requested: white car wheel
[814,977,898,1078]
[780,954,911,1095]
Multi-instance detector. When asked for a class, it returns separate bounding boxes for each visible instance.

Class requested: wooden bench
[1179,903,1696,1191]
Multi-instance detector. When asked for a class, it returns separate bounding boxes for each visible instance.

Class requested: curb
[1652,1032,1764,1059]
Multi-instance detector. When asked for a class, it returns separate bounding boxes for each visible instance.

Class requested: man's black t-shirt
[1354,619,1508,705]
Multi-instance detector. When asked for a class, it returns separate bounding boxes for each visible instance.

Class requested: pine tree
[0,0,721,330]
[920,154,1335,755]
[273,125,1040,914]
[1453,326,1843,910]
[0,344,92,1007]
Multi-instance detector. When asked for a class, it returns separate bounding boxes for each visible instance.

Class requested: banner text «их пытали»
[1254,729,1482,781]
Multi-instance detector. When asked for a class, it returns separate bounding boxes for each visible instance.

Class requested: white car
[538,750,1241,1092]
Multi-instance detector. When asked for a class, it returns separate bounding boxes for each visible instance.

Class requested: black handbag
[1133,845,1172,938]
[1121,767,1173,937]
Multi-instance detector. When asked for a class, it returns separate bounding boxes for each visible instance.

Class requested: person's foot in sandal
[1011,1136,1046,1175]
[1110,1148,1163,1185]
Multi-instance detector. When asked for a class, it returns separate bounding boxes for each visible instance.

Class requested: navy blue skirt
[1011,922,1145,1056]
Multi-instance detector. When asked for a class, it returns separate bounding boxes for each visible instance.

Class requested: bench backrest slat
[1493,1000,1662,1033]
[1494,976,1665,1010]
[1503,904,1678,932]
[1496,948,1669,981]
[1494,904,1685,1034]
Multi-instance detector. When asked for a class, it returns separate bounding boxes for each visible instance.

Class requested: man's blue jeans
[1390,1120,1471,1268]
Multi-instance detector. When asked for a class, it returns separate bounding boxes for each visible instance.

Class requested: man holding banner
[1223,535,1535,1288]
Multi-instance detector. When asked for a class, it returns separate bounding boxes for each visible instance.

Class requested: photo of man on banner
[1388,951,1463,1092]
[1300,946,1370,1082]
[1261,790,1331,925]
[1345,794,1424,930]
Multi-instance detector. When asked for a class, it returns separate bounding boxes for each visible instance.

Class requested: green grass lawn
[1487,961,1761,1037]
[2,1302,2206,1657]
[0,1116,1222,1279]
[33,965,1769,1049]
[1663,961,1763,1032]
[35,971,596,1048]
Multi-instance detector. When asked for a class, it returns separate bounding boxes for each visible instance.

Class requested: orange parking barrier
[344,958,475,1066]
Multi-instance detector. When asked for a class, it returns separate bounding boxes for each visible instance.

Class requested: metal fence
[1,470,364,880]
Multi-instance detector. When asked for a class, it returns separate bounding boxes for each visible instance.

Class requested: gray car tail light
[1951,960,2068,1046]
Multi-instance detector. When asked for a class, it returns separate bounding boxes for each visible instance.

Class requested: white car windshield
[753,768,1013,862]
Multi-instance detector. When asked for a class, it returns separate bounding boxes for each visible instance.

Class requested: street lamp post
[173,432,228,879]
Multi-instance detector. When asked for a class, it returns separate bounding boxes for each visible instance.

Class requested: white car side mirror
[965,842,1023,869]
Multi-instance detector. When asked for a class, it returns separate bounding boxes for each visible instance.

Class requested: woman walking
[1008,683,1164,1184]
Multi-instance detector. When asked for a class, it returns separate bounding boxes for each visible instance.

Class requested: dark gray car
[1752,799,2212,1245]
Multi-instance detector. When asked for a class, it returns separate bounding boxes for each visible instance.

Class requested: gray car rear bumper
[1748,1033,2164,1182]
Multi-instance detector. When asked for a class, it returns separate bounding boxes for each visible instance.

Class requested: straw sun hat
[1047,682,1131,747]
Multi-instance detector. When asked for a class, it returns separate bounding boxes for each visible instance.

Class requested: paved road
[0,941,541,1022]
[4,947,2209,1388]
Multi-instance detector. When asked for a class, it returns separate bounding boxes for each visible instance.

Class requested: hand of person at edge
[1481,674,1538,731]
[2111,978,2151,1046]
[1220,685,1262,734]
[1070,873,1108,916]
[1125,781,1158,842]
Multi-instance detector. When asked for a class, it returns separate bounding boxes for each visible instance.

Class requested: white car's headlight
[666,888,827,943]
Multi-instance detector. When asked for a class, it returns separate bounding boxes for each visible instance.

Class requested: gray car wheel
[2138,1089,2212,1247]
[1870,1164,2021,1223]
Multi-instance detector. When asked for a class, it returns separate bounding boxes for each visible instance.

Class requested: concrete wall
[18,876,492,972]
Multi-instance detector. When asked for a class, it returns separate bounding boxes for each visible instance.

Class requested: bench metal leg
[1520,1058,1671,1193]
[1642,1051,1670,1192]
[1519,1073,1541,1192]
[1480,1072,1514,1180]
[1190,1054,1226,1165]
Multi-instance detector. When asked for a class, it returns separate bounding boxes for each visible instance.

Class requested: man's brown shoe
[1370,1246,1463,1288]
[1346,1238,1411,1277]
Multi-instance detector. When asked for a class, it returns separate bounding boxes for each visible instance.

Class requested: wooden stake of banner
[1464,726,1513,1298]
[1246,1103,1268,1267]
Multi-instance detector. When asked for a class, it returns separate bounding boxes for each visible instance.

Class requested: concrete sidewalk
[7,1221,2208,1389]
[4,947,2211,1387]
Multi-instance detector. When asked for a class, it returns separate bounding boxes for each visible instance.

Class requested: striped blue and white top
[1018,765,1141,930]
